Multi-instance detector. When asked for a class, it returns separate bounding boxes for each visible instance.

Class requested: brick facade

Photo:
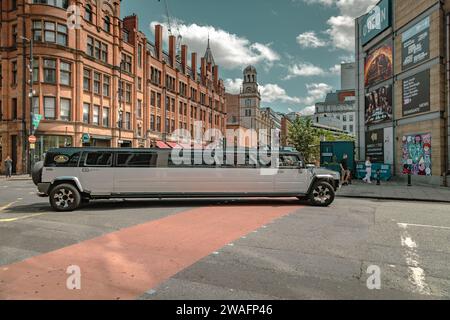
[0,0,226,174]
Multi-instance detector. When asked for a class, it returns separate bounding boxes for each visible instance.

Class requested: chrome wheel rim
[313,185,331,204]
[53,188,75,209]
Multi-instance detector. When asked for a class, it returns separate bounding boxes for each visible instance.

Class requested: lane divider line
[398,223,450,230]
[398,223,432,295]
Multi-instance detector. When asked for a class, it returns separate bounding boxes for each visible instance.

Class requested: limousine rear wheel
[49,184,81,212]
[309,181,335,207]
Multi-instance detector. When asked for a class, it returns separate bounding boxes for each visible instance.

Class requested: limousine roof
[46,147,301,155]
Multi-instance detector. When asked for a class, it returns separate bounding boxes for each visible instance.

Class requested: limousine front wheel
[309,181,335,207]
[49,184,81,212]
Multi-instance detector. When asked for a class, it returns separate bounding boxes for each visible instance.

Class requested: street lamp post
[20,35,34,174]
[117,60,123,147]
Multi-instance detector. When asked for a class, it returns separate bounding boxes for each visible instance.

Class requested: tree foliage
[287,117,355,163]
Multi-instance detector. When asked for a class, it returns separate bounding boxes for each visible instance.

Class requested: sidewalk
[0,175,32,181]
[337,179,450,203]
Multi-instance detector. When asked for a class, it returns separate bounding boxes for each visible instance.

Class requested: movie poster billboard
[360,0,392,45]
[402,69,430,116]
[402,16,430,70]
[401,133,432,176]
[365,85,393,125]
[364,40,393,87]
[366,129,384,163]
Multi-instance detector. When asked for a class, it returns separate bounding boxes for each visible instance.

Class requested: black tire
[31,161,44,186]
[309,181,335,207]
[49,183,81,212]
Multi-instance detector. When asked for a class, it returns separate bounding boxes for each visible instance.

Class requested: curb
[336,194,450,204]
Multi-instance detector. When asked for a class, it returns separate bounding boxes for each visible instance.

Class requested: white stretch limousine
[32,148,340,211]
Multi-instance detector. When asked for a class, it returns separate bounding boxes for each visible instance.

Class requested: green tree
[287,117,319,163]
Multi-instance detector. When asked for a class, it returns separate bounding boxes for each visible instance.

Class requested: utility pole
[20,34,34,174]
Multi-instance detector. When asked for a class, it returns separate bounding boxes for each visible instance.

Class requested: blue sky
[121,0,377,115]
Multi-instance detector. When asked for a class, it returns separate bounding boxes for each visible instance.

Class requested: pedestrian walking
[340,154,350,186]
[4,156,13,179]
[362,157,372,184]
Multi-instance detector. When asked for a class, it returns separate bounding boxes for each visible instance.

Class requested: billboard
[402,69,430,116]
[402,16,430,70]
[365,129,384,163]
[401,133,432,176]
[365,85,393,125]
[360,0,391,45]
[364,40,393,87]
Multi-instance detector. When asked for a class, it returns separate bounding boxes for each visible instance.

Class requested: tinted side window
[117,153,157,167]
[279,155,300,168]
[85,152,112,167]
[44,152,81,167]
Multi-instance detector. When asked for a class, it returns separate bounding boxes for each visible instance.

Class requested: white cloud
[329,64,341,75]
[224,78,242,94]
[296,31,327,48]
[299,106,316,116]
[150,21,280,70]
[260,84,301,104]
[301,0,378,52]
[302,83,332,105]
[284,63,326,80]
[284,62,341,80]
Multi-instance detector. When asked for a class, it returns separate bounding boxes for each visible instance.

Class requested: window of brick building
[83,103,90,123]
[60,61,71,86]
[12,25,17,45]
[83,69,91,92]
[102,107,109,127]
[33,59,39,83]
[104,16,111,33]
[43,59,56,83]
[12,61,17,85]
[93,72,101,95]
[32,0,68,9]
[12,98,18,120]
[136,100,142,119]
[44,97,56,120]
[150,115,155,131]
[85,5,93,23]
[156,116,161,131]
[60,98,71,121]
[125,83,131,103]
[150,91,155,107]
[93,105,100,125]
[103,75,110,97]
[125,112,131,130]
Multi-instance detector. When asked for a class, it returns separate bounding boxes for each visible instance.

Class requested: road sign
[82,133,91,144]
[28,135,37,144]
[32,114,43,133]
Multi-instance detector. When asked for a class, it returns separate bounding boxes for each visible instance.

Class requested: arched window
[104,16,111,33]
[85,4,93,23]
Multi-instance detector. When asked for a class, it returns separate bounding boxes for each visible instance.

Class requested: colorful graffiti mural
[401,133,432,176]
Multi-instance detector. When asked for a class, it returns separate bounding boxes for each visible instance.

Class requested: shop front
[35,135,73,162]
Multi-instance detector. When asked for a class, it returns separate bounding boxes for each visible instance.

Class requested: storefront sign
[360,0,391,45]
[401,133,432,176]
[365,129,384,163]
[364,40,393,87]
[402,16,430,70]
[82,133,91,144]
[402,69,430,116]
[365,85,393,125]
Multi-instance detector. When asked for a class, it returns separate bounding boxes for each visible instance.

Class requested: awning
[156,141,171,149]
[166,142,181,149]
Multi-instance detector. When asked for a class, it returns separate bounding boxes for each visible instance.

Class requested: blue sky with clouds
[121,0,378,115]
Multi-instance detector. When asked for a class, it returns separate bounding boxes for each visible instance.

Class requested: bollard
[376,170,381,185]
[407,173,412,187]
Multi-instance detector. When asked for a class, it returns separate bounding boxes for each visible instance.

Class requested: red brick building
[0,0,226,174]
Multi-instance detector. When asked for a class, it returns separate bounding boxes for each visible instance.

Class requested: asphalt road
[0,178,449,299]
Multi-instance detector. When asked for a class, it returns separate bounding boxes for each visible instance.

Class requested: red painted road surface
[0,202,302,300]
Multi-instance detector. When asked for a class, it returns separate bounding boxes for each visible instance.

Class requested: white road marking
[0,213,47,223]
[398,223,431,295]
[398,223,450,230]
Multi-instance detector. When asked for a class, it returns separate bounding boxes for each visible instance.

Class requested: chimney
[155,24,163,61]
[169,35,176,67]
[181,45,188,73]
[201,57,206,85]
[123,15,138,44]
[191,52,197,81]
[213,65,219,88]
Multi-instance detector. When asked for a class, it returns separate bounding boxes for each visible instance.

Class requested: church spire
[204,35,215,66]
